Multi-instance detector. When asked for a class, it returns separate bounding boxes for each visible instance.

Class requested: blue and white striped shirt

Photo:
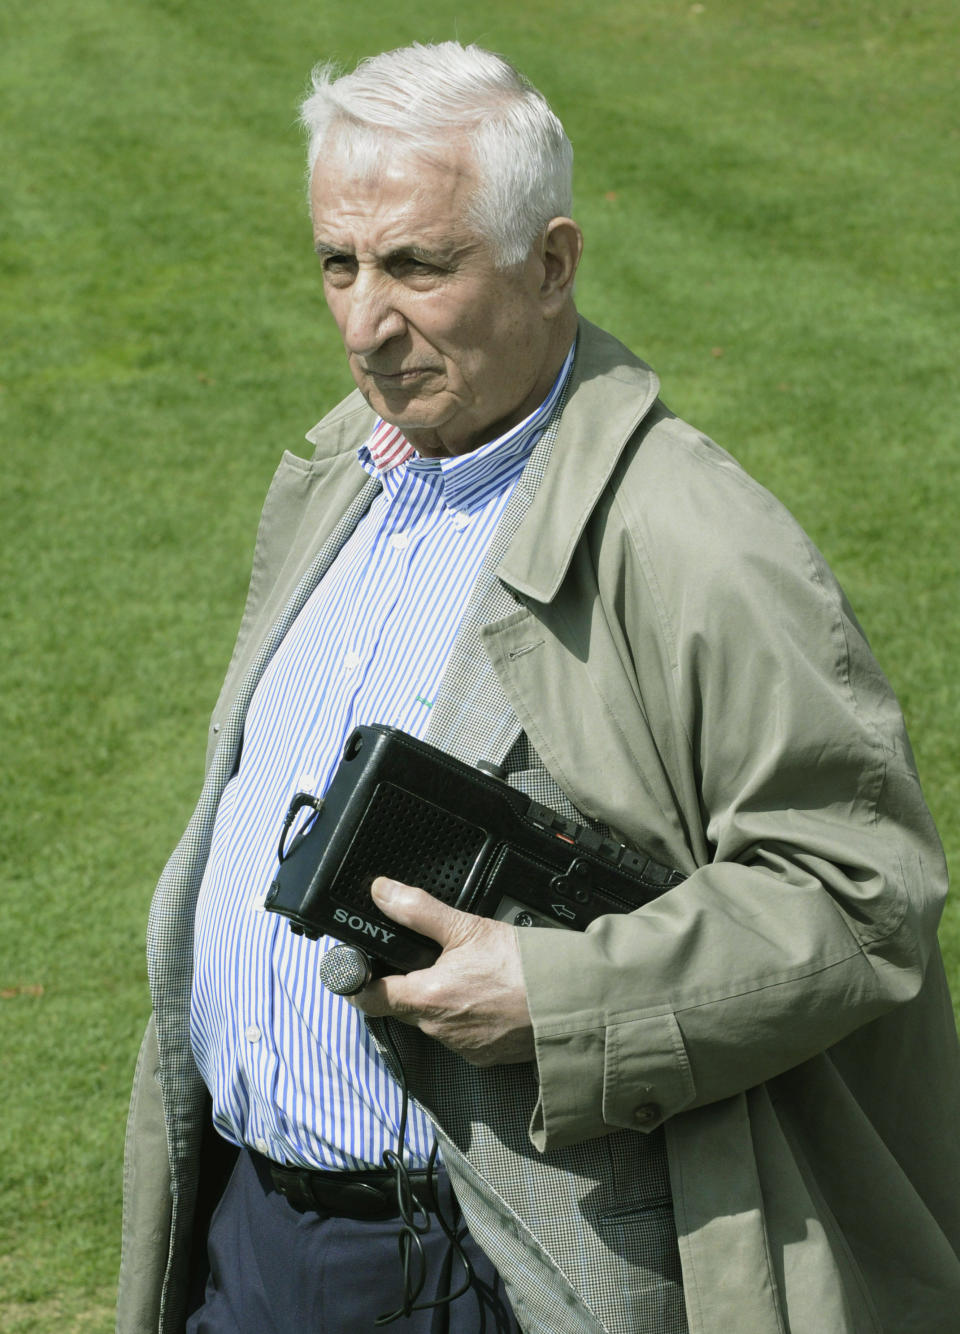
[190,343,574,1170]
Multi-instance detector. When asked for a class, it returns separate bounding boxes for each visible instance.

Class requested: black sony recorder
[264,724,684,977]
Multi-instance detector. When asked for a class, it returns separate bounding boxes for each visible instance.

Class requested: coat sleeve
[516,422,948,1150]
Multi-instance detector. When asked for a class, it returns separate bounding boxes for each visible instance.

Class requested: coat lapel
[424,381,570,769]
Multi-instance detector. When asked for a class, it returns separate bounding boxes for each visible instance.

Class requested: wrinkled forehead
[308,131,488,255]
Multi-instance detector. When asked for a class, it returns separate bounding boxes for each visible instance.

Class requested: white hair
[300,42,573,267]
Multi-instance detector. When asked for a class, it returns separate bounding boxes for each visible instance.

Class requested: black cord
[374,1023,483,1329]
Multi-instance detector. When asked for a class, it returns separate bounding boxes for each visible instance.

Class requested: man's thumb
[370,876,466,946]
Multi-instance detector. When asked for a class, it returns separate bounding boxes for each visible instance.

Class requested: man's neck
[409,309,578,459]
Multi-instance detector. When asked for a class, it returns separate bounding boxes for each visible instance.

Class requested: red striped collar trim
[368,419,415,473]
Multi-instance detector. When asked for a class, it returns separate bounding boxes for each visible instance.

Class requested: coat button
[633,1102,661,1126]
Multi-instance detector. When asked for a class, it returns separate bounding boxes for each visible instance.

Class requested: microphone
[319,943,373,996]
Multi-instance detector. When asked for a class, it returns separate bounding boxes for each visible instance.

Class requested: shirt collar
[359,339,576,483]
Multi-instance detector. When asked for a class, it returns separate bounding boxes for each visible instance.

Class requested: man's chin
[359,384,448,434]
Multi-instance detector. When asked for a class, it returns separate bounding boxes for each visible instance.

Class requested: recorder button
[645,860,677,886]
[575,828,602,853]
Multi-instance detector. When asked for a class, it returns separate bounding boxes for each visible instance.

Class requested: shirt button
[390,531,410,550]
[255,1137,269,1155]
[451,511,470,531]
[342,650,362,673]
[245,1024,262,1044]
[633,1102,661,1127]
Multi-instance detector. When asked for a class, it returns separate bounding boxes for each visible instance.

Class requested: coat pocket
[594,1197,688,1331]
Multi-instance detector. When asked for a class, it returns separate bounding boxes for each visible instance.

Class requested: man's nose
[342,270,405,356]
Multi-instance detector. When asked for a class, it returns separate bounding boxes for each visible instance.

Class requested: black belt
[250,1149,438,1222]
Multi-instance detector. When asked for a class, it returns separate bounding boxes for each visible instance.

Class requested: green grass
[1,1,957,1328]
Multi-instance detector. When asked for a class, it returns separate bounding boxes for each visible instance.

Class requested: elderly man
[119,40,960,1334]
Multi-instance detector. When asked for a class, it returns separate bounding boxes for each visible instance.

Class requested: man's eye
[393,257,439,277]
[321,255,356,280]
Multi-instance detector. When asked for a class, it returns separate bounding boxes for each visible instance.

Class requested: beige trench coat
[119,319,960,1333]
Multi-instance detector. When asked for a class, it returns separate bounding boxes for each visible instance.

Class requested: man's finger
[350,968,428,1020]
[370,876,478,948]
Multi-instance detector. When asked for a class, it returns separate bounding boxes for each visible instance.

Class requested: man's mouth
[363,366,435,386]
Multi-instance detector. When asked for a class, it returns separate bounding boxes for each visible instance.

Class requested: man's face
[309,140,560,457]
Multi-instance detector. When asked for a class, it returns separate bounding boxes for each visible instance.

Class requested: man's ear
[539,217,583,315]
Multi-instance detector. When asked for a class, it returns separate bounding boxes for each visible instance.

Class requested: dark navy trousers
[186,1148,521,1333]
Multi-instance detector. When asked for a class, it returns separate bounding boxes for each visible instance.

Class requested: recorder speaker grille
[333,782,486,908]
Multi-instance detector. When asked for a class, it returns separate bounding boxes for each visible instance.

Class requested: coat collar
[497,316,661,603]
[304,389,377,458]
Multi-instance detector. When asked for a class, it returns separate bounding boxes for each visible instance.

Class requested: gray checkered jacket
[119,319,960,1334]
